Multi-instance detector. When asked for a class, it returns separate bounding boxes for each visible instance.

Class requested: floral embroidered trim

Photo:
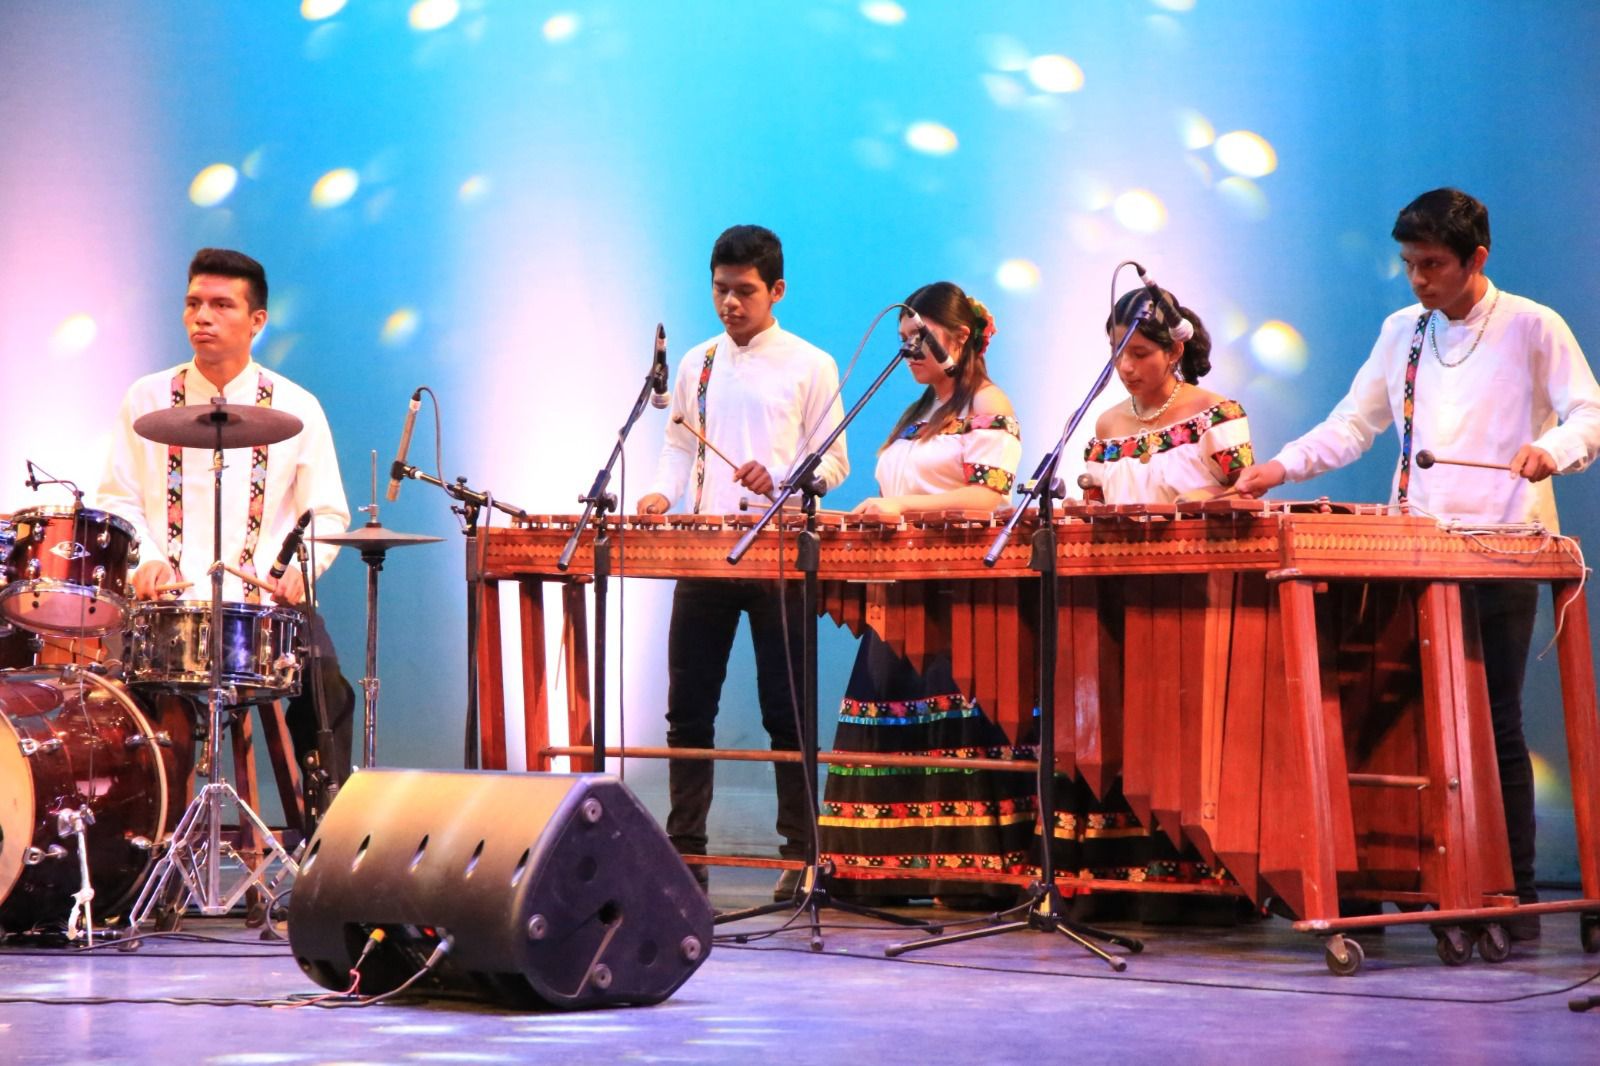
[820,796,1035,828]
[824,850,1033,874]
[1083,399,1247,464]
[965,463,1015,494]
[839,692,979,725]
[897,413,1021,441]
[1211,442,1255,483]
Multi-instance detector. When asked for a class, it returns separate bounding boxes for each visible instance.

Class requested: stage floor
[2,871,1597,1064]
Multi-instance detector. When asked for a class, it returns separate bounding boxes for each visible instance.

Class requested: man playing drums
[96,248,355,803]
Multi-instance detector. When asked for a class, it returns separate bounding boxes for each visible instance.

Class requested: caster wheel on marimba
[1434,925,1472,966]
[1324,935,1364,977]
[1477,924,1511,963]
[1581,913,1600,954]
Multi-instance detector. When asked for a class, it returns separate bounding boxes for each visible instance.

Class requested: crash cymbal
[316,524,444,552]
[133,404,305,449]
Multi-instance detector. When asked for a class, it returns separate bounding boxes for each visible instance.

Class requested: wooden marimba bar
[467,501,1600,944]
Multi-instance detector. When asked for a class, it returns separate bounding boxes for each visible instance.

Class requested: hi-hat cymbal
[316,524,444,552]
[134,405,305,449]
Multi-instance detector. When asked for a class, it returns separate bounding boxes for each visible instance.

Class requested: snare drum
[0,668,177,933]
[129,601,304,703]
[0,506,139,637]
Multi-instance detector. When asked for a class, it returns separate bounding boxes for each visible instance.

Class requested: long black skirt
[819,630,1035,900]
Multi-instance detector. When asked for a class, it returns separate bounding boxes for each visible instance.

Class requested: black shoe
[774,866,803,902]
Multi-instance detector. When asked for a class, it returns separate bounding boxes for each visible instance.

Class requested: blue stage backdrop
[2,1,1597,880]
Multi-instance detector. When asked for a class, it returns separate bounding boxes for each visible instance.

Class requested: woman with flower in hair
[1068,283,1253,916]
[819,281,1034,905]
[1083,286,1252,504]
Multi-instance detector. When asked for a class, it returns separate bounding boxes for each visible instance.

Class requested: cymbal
[134,405,305,449]
[316,524,444,552]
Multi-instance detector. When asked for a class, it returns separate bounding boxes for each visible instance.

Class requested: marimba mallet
[671,415,778,501]
[1415,449,1511,472]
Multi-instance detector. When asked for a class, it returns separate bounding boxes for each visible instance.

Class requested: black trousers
[1471,581,1541,900]
[663,578,812,861]
[284,611,355,794]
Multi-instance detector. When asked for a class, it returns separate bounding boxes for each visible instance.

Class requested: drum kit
[0,398,438,942]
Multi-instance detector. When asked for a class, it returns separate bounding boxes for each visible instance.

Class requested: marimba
[467,501,1600,969]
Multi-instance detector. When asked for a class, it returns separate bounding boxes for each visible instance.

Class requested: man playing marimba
[1235,189,1600,938]
[637,225,849,899]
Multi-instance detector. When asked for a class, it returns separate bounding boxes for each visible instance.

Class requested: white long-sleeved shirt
[96,358,350,600]
[1273,280,1600,529]
[646,321,849,513]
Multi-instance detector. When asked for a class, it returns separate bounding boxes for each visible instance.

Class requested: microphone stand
[887,308,1155,967]
[716,345,941,947]
[553,354,665,774]
[389,464,527,768]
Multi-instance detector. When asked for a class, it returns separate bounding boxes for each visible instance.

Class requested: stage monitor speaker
[288,769,712,1009]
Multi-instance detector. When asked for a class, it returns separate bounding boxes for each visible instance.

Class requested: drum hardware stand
[721,338,942,947]
[388,461,522,769]
[59,806,97,945]
[885,303,1157,966]
[555,325,671,776]
[319,457,443,771]
[122,397,305,939]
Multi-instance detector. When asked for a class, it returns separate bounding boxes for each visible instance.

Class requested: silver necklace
[1429,290,1500,368]
[1130,380,1184,424]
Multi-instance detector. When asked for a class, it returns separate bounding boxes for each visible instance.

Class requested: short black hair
[189,247,268,310]
[709,225,783,287]
[1391,188,1490,265]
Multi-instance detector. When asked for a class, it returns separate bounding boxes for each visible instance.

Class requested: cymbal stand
[886,304,1157,966]
[719,341,940,947]
[126,398,299,933]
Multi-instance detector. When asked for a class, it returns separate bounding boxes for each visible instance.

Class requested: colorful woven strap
[165,368,275,602]
[691,341,718,515]
[1395,311,1432,504]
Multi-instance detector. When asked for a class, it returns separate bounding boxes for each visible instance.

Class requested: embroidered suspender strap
[164,368,275,602]
[237,374,275,604]
[1395,310,1433,504]
[691,341,718,515]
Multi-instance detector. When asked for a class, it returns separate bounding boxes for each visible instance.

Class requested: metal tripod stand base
[714,864,943,952]
[124,780,300,931]
[884,881,1143,970]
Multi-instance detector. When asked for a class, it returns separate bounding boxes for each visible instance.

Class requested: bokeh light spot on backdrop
[542,13,580,43]
[310,167,360,209]
[381,308,421,346]
[300,0,347,20]
[1151,0,1197,12]
[1250,320,1309,376]
[1112,188,1167,233]
[904,121,959,155]
[1027,55,1085,93]
[995,259,1042,294]
[50,313,97,357]
[458,174,491,203]
[189,163,238,207]
[979,34,1030,72]
[1214,130,1278,178]
[409,0,460,32]
[859,1,907,26]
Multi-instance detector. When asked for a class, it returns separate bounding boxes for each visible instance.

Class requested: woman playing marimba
[1082,287,1252,504]
[819,281,1034,905]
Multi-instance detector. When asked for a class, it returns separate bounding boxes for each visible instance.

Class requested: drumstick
[223,562,278,593]
[672,415,778,501]
[153,580,193,593]
[1414,449,1510,472]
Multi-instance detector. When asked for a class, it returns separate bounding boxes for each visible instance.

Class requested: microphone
[1131,264,1196,343]
[385,388,423,502]
[1570,994,1600,1013]
[25,460,40,491]
[907,311,957,377]
[650,323,669,410]
[267,510,313,581]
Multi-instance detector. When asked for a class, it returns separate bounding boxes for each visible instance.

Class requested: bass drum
[0,669,178,935]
